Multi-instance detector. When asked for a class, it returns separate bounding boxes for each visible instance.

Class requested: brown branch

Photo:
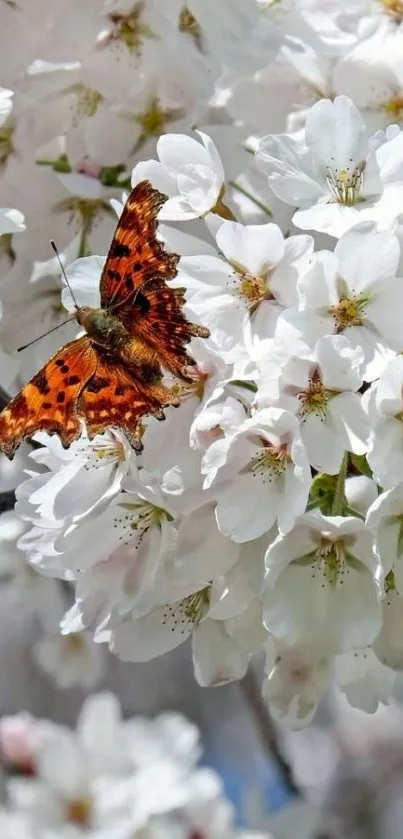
[240,666,301,797]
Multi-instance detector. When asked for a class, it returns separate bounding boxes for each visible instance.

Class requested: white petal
[157,133,210,171]
[131,159,177,195]
[256,134,326,204]
[192,620,249,687]
[335,224,400,293]
[110,608,192,662]
[293,201,363,238]
[62,255,104,310]
[215,473,279,543]
[0,208,25,235]
[216,221,284,276]
[305,95,369,169]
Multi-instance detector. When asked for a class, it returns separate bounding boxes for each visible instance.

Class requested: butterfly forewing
[100,180,209,378]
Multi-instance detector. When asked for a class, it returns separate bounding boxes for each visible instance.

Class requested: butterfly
[0,180,209,459]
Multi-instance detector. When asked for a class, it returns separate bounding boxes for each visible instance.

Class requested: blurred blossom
[3,0,403,738]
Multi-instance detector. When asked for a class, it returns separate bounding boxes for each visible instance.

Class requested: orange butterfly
[0,180,209,459]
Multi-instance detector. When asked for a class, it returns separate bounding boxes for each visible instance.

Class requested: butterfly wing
[100,179,209,380]
[0,337,97,459]
[78,348,179,451]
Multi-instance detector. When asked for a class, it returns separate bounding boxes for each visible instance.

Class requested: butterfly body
[76,306,130,352]
[0,180,209,459]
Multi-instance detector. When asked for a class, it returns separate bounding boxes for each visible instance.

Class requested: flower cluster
[0,693,261,839]
[3,0,403,726]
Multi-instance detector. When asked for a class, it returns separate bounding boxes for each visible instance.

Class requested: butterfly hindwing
[0,337,97,458]
[78,348,179,450]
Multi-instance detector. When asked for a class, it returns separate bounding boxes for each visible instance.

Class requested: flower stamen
[329,293,368,331]
[326,161,366,205]
[317,539,347,586]
[379,0,403,22]
[162,585,211,634]
[247,441,290,483]
[298,369,332,421]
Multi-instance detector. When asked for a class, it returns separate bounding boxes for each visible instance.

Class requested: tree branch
[240,666,301,797]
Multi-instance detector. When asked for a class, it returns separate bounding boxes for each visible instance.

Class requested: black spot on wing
[133,291,150,315]
[86,376,110,394]
[109,241,130,258]
[33,373,51,396]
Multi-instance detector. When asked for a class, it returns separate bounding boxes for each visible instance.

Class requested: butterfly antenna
[50,239,79,310]
[17,317,76,352]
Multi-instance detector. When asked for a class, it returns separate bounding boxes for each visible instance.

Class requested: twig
[240,666,301,797]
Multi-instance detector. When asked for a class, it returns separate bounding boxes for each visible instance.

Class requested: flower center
[80,437,126,469]
[0,233,15,264]
[62,633,86,654]
[55,198,115,255]
[326,161,366,205]
[228,259,274,312]
[316,539,347,585]
[247,441,290,483]
[385,569,396,593]
[64,83,104,123]
[171,368,208,402]
[383,94,403,119]
[66,797,92,827]
[162,585,211,633]
[101,2,155,55]
[178,7,203,48]
[329,293,368,331]
[114,501,172,547]
[0,118,15,168]
[379,0,403,21]
[133,96,185,150]
[298,369,332,421]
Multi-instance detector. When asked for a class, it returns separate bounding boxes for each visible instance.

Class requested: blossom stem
[345,505,365,521]
[229,180,273,216]
[331,452,348,516]
[240,667,301,798]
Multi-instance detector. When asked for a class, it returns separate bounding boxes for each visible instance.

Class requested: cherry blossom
[257,95,403,237]
[5,0,403,729]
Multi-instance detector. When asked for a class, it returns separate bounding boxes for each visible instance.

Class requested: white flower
[281,222,403,380]
[202,407,311,542]
[366,482,403,585]
[264,512,383,654]
[108,541,253,680]
[257,95,403,237]
[178,220,313,350]
[0,511,64,629]
[366,357,403,488]
[28,429,133,521]
[262,636,330,726]
[334,647,395,713]
[0,208,25,235]
[0,87,13,127]
[33,631,105,689]
[131,131,225,221]
[257,334,369,474]
[372,587,403,671]
[52,483,177,614]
